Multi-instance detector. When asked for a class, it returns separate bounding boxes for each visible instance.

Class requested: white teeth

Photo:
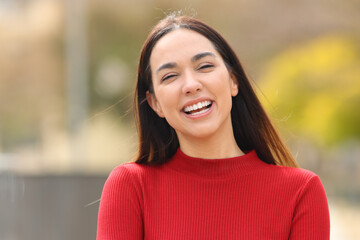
[190,107,209,116]
[184,100,212,113]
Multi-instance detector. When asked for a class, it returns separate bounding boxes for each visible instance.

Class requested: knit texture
[97,149,330,239]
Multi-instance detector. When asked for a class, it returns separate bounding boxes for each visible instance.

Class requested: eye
[162,73,177,82]
[197,63,214,71]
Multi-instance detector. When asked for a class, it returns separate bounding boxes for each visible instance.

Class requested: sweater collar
[164,148,268,179]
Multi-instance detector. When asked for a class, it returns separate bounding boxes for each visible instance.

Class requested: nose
[182,70,202,95]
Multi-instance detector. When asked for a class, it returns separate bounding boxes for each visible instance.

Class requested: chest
[141,175,295,239]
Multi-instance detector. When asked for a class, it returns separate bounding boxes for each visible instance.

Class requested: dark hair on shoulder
[134,14,298,168]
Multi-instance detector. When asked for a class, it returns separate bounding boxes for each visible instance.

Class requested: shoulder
[109,162,146,177]
[276,165,319,183]
[100,163,149,206]
[278,168,330,238]
[105,161,163,188]
[97,163,145,238]
[105,162,149,185]
[262,165,329,217]
[279,166,327,196]
[262,164,325,193]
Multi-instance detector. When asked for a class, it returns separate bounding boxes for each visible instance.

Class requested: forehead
[150,29,219,66]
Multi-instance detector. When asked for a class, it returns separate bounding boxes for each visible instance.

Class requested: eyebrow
[191,52,216,62]
[155,52,216,74]
[156,62,177,73]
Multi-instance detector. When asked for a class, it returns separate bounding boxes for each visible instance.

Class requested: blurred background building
[0,0,359,239]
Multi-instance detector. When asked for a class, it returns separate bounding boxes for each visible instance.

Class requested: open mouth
[183,100,213,116]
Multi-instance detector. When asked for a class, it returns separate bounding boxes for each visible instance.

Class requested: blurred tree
[87,2,154,121]
[259,35,360,146]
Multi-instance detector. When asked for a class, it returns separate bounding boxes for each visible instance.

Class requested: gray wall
[0,172,106,240]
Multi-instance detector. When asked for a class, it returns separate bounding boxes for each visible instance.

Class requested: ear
[146,91,165,118]
[230,73,239,97]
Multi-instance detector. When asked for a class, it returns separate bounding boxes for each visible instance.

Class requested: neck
[180,138,243,159]
[177,119,244,159]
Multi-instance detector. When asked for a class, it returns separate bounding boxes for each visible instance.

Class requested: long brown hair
[134,15,298,168]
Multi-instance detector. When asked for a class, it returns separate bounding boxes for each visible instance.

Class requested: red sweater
[97,149,330,239]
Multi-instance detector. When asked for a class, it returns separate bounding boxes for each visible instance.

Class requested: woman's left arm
[289,175,330,239]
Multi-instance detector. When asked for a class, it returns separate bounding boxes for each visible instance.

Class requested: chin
[182,128,219,140]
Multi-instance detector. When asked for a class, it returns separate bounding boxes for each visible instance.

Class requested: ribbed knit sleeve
[97,165,143,240]
[289,174,330,239]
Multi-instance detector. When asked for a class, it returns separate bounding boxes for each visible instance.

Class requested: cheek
[210,73,233,96]
[155,89,182,131]
[155,88,178,114]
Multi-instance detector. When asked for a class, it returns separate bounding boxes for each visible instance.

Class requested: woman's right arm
[97,165,143,240]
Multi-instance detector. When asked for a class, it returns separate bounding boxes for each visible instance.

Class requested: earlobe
[146,91,165,118]
[230,74,239,97]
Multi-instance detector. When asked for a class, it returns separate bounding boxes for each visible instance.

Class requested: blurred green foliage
[259,35,360,146]
[87,6,145,120]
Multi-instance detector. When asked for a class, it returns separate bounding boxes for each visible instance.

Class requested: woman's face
[147,29,238,142]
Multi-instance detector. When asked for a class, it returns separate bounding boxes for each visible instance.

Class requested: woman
[97,14,330,239]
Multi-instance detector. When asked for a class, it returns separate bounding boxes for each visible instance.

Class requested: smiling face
[147,29,239,144]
